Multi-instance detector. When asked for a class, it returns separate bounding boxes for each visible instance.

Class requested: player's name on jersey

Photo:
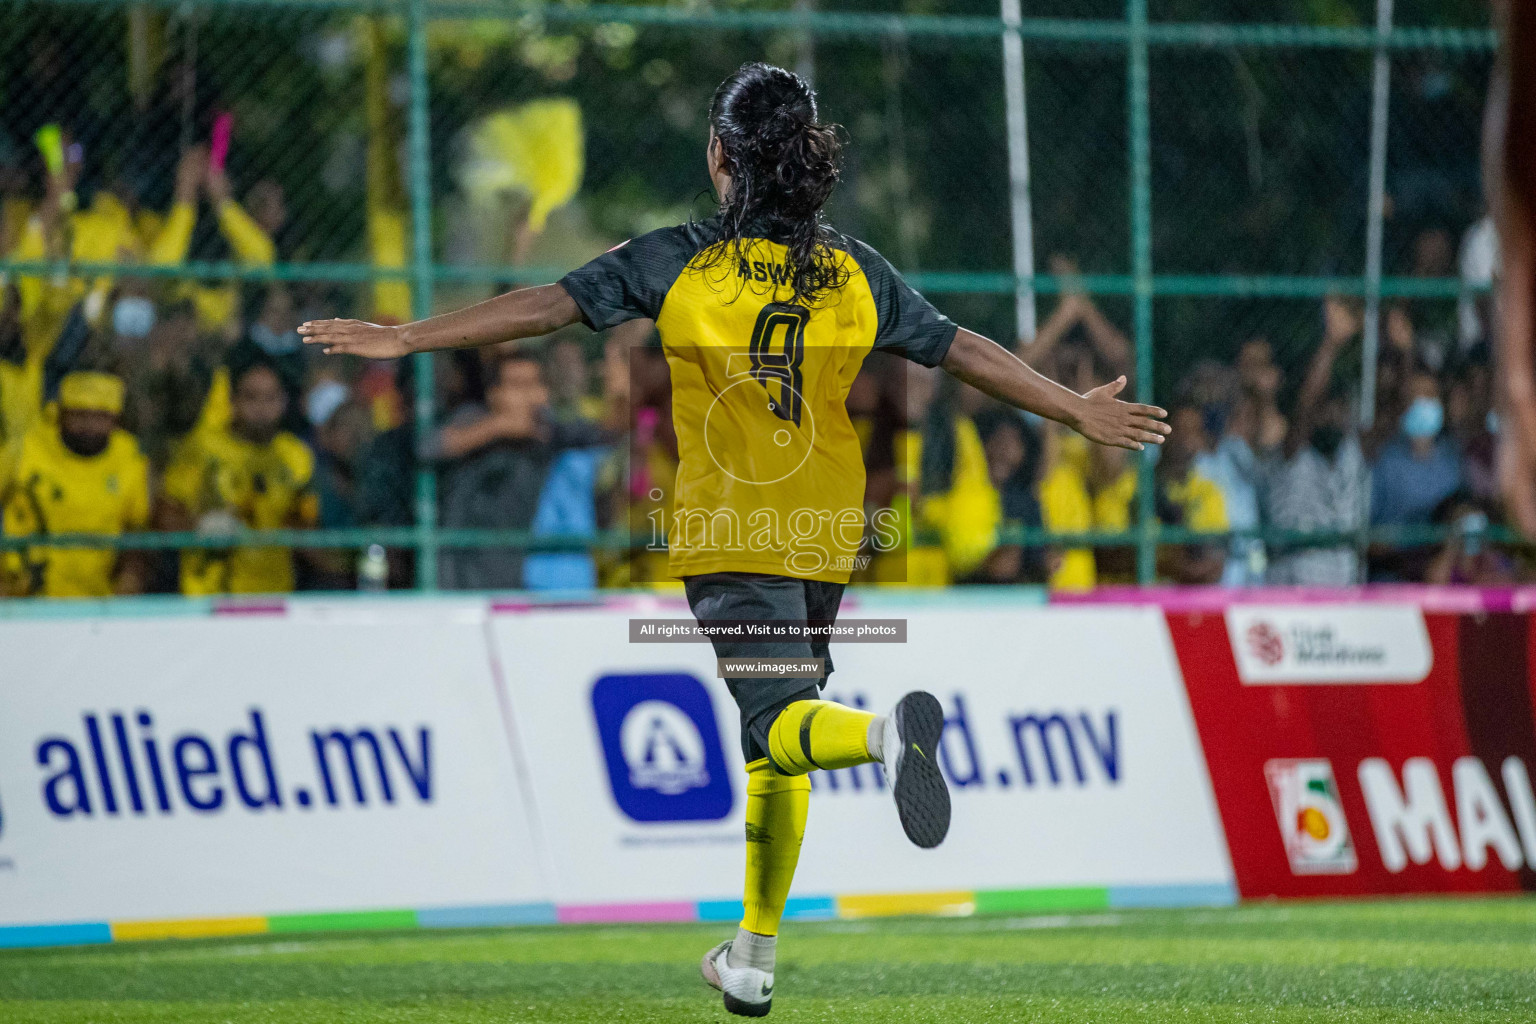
[627,618,906,643]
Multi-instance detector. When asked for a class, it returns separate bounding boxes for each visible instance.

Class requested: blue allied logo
[591,673,734,822]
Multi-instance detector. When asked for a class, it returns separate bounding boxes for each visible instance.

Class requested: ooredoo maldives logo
[1226,605,1432,685]
[1246,622,1285,666]
[1265,758,1357,875]
[591,673,734,823]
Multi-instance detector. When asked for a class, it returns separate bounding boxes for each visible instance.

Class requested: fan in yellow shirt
[2,372,149,597]
[1152,404,1229,584]
[144,149,281,334]
[161,357,318,595]
[1037,427,1097,590]
[1038,409,1228,589]
[6,170,133,360]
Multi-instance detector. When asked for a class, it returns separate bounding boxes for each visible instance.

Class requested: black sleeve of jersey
[845,238,958,368]
[558,225,702,331]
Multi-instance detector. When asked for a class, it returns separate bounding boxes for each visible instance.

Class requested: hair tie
[769,104,804,132]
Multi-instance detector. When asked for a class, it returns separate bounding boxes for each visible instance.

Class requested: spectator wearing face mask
[109,283,157,350]
[1371,368,1462,526]
[1368,368,1463,581]
[159,356,318,595]
[1,371,149,596]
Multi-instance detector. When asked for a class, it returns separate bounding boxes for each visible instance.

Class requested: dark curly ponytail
[701,62,849,307]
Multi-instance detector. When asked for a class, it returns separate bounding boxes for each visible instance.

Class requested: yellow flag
[462,99,584,231]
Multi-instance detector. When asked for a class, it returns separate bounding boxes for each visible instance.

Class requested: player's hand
[299,319,408,359]
[1070,376,1170,451]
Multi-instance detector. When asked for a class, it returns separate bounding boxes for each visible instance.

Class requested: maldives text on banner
[1170,603,1536,898]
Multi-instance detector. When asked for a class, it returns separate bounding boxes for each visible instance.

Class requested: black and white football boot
[882,690,951,848]
[701,939,773,1017]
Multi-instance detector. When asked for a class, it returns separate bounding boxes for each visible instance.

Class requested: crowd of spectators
[916,236,1510,591]
[0,132,1518,596]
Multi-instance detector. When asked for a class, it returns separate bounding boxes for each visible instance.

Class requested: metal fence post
[1360,0,1395,429]
[1001,0,1037,342]
[407,0,438,590]
[1128,0,1156,584]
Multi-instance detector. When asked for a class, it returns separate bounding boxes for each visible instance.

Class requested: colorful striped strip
[268,910,418,933]
[1051,584,1536,613]
[417,903,557,928]
[0,883,1235,950]
[556,902,696,924]
[0,922,112,948]
[974,886,1110,914]
[112,916,268,942]
[838,891,975,918]
[1107,882,1238,907]
[697,897,837,923]
[211,600,288,616]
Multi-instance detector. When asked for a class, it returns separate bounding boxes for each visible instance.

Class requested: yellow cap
[59,372,126,415]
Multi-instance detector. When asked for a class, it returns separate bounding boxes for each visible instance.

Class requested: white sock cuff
[729,927,777,971]
[866,715,888,761]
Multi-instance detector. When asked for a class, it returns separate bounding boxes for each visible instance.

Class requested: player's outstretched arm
[941,327,1169,451]
[299,284,584,359]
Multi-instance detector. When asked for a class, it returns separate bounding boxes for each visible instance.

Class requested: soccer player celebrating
[303,62,1169,1017]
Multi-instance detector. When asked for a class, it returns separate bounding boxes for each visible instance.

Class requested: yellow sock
[740,759,810,936]
[766,699,877,776]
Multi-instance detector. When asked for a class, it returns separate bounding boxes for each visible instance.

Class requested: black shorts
[682,571,847,764]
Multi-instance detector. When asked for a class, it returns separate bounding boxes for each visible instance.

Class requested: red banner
[1168,604,1536,898]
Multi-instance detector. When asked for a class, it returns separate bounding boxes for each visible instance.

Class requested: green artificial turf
[2,898,1534,1022]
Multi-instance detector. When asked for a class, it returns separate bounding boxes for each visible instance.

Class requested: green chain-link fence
[0,0,1499,593]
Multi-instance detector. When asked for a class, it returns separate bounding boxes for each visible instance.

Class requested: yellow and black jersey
[560,222,956,583]
[1,425,150,597]
[163,428,318,595]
